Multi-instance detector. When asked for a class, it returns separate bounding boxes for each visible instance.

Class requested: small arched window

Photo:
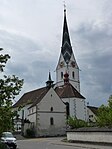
[66,102,70,119]
[51,107,53,112]
[50,117,54,125]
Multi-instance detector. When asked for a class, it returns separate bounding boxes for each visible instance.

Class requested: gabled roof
[29,88,49,109]
[87,106,98,115]
[13,82,85,109]
[55,83,85,99]
[13,86,47,108]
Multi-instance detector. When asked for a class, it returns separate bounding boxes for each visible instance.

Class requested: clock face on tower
[60,61,64,68]
[71,61,75,67]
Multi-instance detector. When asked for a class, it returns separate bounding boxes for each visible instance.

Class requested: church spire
[46,71,54,88]
[56,7,80,92]
[61,7,73,64]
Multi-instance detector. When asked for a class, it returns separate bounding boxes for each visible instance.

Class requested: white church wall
[28,106,36,124]
[36,88,66,136]
[38,88,65,112]
[38,113,66,128]
[56,54,67,87]
[62,97,86,121]
[56,53,80,92]
[75,98,86,121]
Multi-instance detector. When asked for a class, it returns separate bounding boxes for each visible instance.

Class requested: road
[17,137,112,149]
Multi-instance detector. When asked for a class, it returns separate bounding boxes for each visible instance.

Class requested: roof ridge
[29,88,49,108]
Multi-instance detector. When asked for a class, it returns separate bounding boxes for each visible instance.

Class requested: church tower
[56,8,80,92]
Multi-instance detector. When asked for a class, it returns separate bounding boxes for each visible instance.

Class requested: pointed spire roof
[48,71,52,81]
[46,71,54,88]
[61,8,73,64]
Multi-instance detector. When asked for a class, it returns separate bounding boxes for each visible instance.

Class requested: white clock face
[60,61,64,68]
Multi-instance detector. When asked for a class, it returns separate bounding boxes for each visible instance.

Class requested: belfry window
[61,72,63,79]
[50,117,54,125]
[72,71,75,79]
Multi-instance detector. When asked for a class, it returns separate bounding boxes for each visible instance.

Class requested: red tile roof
[55,83,85,99]
[13,86,47,108]
[13,83,85,108]
[29,88,49,109]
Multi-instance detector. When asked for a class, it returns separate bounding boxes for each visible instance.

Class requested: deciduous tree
[0,48,23,134]
[97,95,112,127]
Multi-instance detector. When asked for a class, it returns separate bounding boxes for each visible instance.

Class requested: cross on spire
[63,1,66,12]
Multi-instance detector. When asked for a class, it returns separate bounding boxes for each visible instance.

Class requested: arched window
[51,107,53,112]
[72,71,75,79]
[50,117,54,125]
[66,102,70,119]
[61,72,63,79]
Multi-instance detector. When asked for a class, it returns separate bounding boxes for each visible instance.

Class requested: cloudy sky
[0,0,112,107]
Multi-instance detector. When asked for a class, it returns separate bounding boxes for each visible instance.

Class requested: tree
[0,48,23,134]
[96,95,112,127]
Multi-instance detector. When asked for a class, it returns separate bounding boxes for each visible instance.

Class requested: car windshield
[2,133,13,138]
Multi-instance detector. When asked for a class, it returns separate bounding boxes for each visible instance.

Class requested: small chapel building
[13,8,86,137]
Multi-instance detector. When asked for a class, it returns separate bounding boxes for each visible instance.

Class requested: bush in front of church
[25,128,35,138]
[66,117,88,129]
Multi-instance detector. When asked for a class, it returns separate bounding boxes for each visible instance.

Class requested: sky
[0,0,112,107]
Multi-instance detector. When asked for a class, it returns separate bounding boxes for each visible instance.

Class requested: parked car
[0,132,17,149]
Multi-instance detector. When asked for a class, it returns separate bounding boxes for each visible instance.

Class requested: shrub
[67,117,88,129]
[0,142,9,149]
[25,128,35,138]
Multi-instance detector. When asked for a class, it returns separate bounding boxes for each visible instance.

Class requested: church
[13,8,86,137]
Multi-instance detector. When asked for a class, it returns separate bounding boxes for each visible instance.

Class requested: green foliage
[67,117,88,129]
[0,142,9,149]
[0,75,23,106]
[0,48,10,72]
[25,128,35,138]
[96,95,112,127]
[0,48,24,135]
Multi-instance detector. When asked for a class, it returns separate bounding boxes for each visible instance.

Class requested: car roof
[3,132,12,133]
[2,132,13,135]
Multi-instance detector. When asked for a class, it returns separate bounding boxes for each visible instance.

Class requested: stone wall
[67,127,112,144]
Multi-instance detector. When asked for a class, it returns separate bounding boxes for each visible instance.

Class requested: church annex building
[13,8,87,137]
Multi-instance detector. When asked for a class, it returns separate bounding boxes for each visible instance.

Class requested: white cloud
[0,0,112,106]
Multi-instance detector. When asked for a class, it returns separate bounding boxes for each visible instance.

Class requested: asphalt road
[17,137,112,149]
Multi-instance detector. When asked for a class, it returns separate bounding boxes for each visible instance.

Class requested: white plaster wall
[38,113,66,129]
[67,131,112,143]
[75,98,86,120]
[36,88,66,136]
[28,106,36,124]
[62,98,86,120]
[38,88,65,112]
[56,53,80,92]
[56,54,67,86]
